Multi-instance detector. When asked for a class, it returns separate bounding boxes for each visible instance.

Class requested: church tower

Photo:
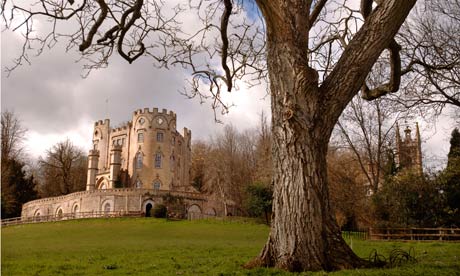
[395,122,423,174]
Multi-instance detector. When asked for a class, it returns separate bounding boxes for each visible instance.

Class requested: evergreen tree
[439,128,460,226]
[447,128,460,168]
[1,159,38,218]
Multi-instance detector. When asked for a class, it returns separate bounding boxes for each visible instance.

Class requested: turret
[93,119,110,172]
[86,149,100,191]
[415,122,423,174]
[395,122,401,166]
[109,144,122,188]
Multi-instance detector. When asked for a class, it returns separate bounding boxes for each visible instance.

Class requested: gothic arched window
[153,180,161,190]
[155,153,162,168]
[136,153,143,169]
[138,132,144,143]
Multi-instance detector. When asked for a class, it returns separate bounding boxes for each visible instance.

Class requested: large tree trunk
[247,0,417,272]
[246,22,365,271]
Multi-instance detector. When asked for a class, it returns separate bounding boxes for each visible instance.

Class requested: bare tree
[3,0,418,271]
[335,96,399,193]
[327,149,371,229]
[1,110,26,162]
[38,139,86,196]
[1,111,37,218]
[202,125,254,215]
[253,111,272,185]
[396,0,460,116]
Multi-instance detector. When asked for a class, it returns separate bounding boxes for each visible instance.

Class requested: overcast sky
[1,25,271,160]
[1,1,457,170]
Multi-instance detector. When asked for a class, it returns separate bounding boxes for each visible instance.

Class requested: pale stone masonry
[21,107,227,219]
[90,108,192,191]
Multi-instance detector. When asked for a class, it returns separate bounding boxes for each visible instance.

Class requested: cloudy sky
[1,1,457,169]
[1,20,270,160]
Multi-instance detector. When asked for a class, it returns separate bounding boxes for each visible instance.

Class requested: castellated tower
[86,149,99,191]
[88,107,193,192]
[395,122,423,174]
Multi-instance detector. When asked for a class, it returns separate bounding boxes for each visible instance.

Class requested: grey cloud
[2,30,267,149]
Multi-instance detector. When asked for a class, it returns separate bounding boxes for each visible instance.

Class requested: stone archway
[205,208,216,216]
[72,203,79,218]
[56,207,64,219]
[34,209,42,221]
[96,177,109,190]
[142,199,155,217]
[187,204,202,220]
[188,204,202,214]
[145,203,153,217]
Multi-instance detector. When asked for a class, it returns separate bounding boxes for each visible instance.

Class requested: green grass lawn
[2,218,459,275]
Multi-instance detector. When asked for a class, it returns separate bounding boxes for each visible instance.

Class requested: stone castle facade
[88,108,192,192]
[395,122,423,174]
[21,107,225,219]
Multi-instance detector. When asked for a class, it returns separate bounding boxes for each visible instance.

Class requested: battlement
[183,127,192,140]
[133,107,176,119]
[110,124,130,134]
[95,119,110,127]
[89,149,100,156]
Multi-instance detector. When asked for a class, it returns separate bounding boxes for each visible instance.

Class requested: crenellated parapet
[95,119,110,127]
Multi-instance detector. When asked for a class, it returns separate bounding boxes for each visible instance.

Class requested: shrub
[152,204,167,218]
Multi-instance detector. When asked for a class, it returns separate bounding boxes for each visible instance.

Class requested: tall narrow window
[170,154,175,171]
[138,132,144,143]
[155,153,162,168]
[135,179,142,188]
[157,132,164,142]
[153,180,161,190]
[136,153,143,169]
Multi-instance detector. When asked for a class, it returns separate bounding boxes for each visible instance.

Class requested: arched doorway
[145,203,153,217]
[104,202,111,214]
[73,204,79,218]
[56,208,63,219]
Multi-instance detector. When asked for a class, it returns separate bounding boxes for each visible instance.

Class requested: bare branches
[393,0,460,116]
[361,40,402,100]
[309,0,327,26]
[79,0,107,52]
[3,0,267,121]
[359,0,403,101]
[220,0,233,91]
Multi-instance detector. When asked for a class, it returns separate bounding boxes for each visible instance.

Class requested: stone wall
[21,189,224,219]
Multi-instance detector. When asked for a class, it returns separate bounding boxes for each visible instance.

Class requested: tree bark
[247,0,417,272]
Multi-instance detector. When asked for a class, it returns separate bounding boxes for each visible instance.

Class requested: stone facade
[21,107,227,219]
[91,107,192,191]
[21,188,222,219]
[395,122,423,174]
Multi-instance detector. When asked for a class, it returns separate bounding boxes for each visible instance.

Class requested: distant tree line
[1,111,87,219]
[1,111,37,218]
[190,112,273,221]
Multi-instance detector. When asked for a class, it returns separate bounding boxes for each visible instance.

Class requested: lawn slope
[2,218,459,275]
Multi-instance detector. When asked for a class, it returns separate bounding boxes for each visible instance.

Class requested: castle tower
[395,122,423,174]
[86,149,100,191]
[109,144,122,189]
[93,119,110,171]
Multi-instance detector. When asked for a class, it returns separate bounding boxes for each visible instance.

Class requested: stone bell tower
[395,122,423,174]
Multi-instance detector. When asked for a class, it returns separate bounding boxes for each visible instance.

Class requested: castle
[87,108,192,192]
[395,122,423,174]
[21,107,225,219]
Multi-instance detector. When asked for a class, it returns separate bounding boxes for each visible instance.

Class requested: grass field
[2,218,459,275]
